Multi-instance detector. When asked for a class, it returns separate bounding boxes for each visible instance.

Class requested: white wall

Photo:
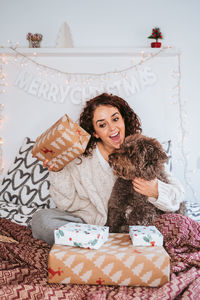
[0,0,200,203]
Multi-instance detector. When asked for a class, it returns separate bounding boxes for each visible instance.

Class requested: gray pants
[31,208,85,245]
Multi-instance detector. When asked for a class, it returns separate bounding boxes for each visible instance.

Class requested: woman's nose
[108,122,116,131]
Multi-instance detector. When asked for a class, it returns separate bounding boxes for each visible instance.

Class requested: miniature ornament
[26,33,43,48]
[148,27,163,48]
[56,22,74,48]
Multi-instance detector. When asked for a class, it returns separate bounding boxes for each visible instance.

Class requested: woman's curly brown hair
[79,93,142,157]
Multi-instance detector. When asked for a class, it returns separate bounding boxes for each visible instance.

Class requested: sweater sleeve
[49,164,77,211]
[49,160,92,213]
[48,155,110,226]
[147,172,185,212]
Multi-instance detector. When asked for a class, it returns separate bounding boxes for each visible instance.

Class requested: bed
[0,137,200,299]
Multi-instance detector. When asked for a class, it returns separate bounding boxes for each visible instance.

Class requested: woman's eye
[99,123,106,128]
[113,117,119,122]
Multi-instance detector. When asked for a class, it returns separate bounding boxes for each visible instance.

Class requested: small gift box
[48,233,170,286]
[54,222,109,250]
[32,114,91,171]
[129,226,163,247]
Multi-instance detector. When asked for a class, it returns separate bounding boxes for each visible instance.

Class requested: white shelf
[0,47,180,57]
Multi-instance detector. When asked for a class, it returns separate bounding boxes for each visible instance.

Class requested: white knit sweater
[49,147,185,226]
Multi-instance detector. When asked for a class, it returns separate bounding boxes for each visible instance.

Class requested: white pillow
[0,137,55,226]
[186,202,200,222]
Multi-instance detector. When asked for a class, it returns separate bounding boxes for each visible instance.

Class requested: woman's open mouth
[110,132,121,143]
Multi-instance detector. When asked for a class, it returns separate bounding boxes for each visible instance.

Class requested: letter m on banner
[15,70,32,92]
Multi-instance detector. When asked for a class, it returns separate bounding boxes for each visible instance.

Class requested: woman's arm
[48,155,110,226]
[132,172,185,212]
[49,165,77,211]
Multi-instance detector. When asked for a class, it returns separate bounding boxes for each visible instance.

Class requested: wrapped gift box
[32,114,91,171]
[54,222,109,249]
[129,226,163,247]
[48,233,170,287]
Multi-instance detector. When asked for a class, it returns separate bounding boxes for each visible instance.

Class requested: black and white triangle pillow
[0,137,55,226]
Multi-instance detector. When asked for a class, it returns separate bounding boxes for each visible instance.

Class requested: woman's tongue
[110,132,120,143]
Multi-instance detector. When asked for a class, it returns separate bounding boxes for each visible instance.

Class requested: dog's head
[108,134,168,180]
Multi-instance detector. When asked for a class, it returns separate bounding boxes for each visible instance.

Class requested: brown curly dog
[106,134,186,233]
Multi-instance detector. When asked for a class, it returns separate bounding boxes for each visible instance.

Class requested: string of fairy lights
[0,44,198,202]
[171,54,198,202]
[0,58,6,174]
[4,45,167,77]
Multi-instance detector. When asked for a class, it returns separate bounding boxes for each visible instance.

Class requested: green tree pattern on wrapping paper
[73,239,98,248]
[56,229,65,239]
[143,234,153,243]
[74,242,83,248]
[88,239,98,246]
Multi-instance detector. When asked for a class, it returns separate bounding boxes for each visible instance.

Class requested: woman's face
[92,105,125,153]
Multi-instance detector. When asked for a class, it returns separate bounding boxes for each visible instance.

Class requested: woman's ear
[93,132,99,139]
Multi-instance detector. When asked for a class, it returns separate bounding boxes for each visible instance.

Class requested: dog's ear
[157,149,168,162]
[144,140,168,166]
[138,140,168,180]
[108,152,133,178]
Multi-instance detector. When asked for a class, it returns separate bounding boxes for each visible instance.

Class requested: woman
[32,93,185,245]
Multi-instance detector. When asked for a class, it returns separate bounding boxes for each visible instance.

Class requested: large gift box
[129,226,163,247]
[54,222,109,250]
[32,114,91,171]
[48,233,170,287]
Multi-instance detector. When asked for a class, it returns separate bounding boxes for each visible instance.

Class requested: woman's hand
[132,177,158,199]
[43,159,55,171]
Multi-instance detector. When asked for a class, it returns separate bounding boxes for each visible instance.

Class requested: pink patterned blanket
[0,214,200,300]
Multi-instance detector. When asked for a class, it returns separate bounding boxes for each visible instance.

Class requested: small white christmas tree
[56,22,74,48]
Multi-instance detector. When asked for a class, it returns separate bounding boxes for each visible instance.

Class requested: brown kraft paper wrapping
[32,114,91,171]
[48,233,170,286]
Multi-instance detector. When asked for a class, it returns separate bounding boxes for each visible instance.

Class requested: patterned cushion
[186,202,200,222]
[0,137,55,226]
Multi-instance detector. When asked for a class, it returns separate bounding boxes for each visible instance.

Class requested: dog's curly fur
[106,134,186,233]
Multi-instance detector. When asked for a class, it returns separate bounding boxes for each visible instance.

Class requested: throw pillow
[0,137,55,226]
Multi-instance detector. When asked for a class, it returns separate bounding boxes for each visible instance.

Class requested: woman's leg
[31,208,85,245]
